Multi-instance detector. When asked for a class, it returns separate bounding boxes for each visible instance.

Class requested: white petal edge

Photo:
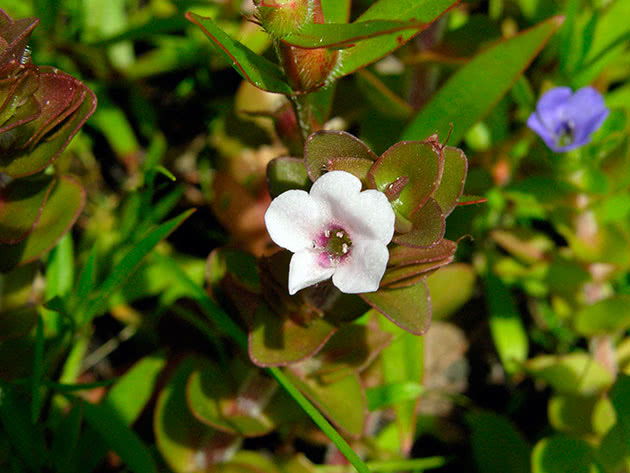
[265,190,324,253]
[288,250,335,295]
[332,240,389,294]
[310,171,362,220]
[334,189,395,245]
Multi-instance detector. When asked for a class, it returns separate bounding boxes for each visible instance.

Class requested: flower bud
[254,0,311,38]
[278,41,338,92]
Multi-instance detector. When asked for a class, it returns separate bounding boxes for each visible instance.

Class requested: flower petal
[288,250,335,295]
[265,189,324,252]
[342,189,395,244]
[332,240,389,294]
[310,170,362,214]
[566,87,609,145]
[536,87,572,115]
[536,87,572,129]
[310,171,395,245]
[527,112,557,150]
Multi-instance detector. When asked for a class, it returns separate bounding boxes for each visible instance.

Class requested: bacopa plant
[0,9,96,272]
[259,131,469,341]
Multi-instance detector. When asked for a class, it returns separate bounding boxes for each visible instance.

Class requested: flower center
[314,226,352,267]
[555,119,576,147]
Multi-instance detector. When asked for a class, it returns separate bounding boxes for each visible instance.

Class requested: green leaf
[609,374,630,438]
[284,369,366,438]
[80,209,194,321]
[426,263,476,319]
[0,176,85,273]
[573,0,630,86]
[248,302,339,367]
[467,411,530,473]
[531,435,595,473]
[574,295,630,336]
[0,173,54,244]
[106,352,167,425]
[46,232,74,300]
[369,141,442,219]
[283,19,428,49]
[392,199,445,248]
[366,382,425,411]
[301,320,393,383]
[548,395,598,436]
[362,279,431,335]
[304,130,377,182]
[377,319,424,454]
[333,0,459,79]
[82,399,157,473]
[433,146,467,216]
[0,306,38,343]
[0,384,47,471]
[51,402,83,473]
[525,353,614,396]
[402,16,563,144]
[267,157,311,198]
[356,69,413,120]
[485,273,528,375]
[321,0,351,23]
[154,358,238,473]
[186,358,279,437]
[185,12,294,95]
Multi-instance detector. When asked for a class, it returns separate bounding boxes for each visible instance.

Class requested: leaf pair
[304,131,467,249]
[0,9,97,178]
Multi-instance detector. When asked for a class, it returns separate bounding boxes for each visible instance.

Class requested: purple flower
[527,86,609,153]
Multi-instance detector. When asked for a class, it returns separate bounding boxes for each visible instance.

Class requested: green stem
[269,367,370,473]
[318,457,448,473]
[290,93,314,143]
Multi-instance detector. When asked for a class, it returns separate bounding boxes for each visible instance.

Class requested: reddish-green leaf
[0,69,40,132]
[304,130,377,181]
[267,157,311,198]
[433,146,467,216]
[284,369,366,438]
[362,279,432,335]
[323,156,373,184]
[248,302,338,367]
[0,11,38,69]
[1,73,97,178]
[393,198,445,248]
[299,321,393,383]
[154,358,239,473]
[369,141,443,219]
[0,174,54,244]
[0,176,85,272]
[186,358,278,437]
[402,16,564,144]
[388,239,457,267]
[185,12,294,95]
[381,256,453,288]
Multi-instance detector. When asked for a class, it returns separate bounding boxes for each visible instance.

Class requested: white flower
[264,171,395,295]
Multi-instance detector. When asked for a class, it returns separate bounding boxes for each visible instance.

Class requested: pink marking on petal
[318,252,332,268]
